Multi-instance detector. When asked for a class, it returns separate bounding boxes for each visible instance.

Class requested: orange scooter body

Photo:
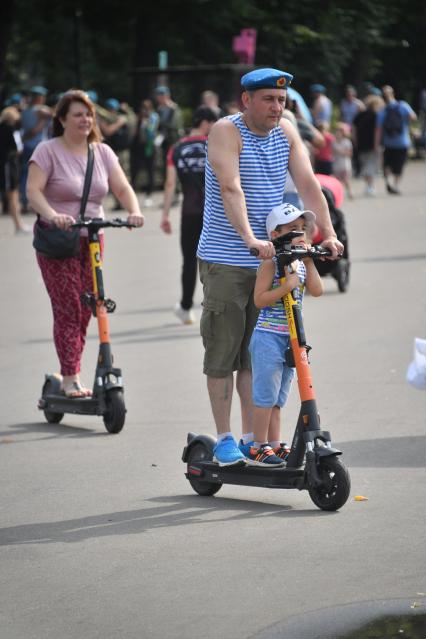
[89,239,110,344]
[282,280,315,403]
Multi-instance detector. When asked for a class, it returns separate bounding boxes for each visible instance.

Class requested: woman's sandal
[62,381,93,398]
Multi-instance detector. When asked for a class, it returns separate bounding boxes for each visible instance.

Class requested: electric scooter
[182,232,351,511]
[37,217,135,434]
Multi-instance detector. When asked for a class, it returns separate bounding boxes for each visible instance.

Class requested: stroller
[312,176,350,293]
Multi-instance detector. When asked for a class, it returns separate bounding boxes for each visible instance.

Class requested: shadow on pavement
[353,252,426,264]
[23,322,200,346]
[336,435,426,468]
[0,421,106,441]
[0,494,330,546]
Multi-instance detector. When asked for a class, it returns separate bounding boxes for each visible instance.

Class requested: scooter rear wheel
[42,379,64,424]
[103,389,126,434]
[187,443,222,496]
[308,456,350,511]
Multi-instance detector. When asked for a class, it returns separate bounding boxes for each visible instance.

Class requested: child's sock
[242,432,254,444]
[269,440,281,449]
[254,441,268,449]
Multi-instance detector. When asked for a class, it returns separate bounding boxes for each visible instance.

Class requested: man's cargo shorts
[199,259,259,378]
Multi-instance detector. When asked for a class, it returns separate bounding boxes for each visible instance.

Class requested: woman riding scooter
[27,90,144,398]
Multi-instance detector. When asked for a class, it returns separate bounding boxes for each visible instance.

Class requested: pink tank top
[30,138,119,222]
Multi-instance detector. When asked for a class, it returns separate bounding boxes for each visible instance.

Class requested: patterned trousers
[36,235,104,376]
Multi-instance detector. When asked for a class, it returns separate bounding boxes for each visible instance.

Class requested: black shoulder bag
[33,144,95,259]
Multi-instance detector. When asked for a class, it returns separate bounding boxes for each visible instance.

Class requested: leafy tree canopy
[1,0,425,107]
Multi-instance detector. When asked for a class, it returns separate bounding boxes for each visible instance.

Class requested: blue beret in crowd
[154,86,170,95]
[4,93,22,107]
[30,85,48,96]
[86,90,98,103]
[105,98,120,110]
[9,93,22,104]
[310,84,326,93]
[241,68,293,91]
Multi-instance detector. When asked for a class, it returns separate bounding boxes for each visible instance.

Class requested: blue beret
[105,98,120,110]
[155,85,170,95]
[310,84,326,93]
[30,85,48,96]
[86,90,98,103]
[241,68,293,91]
[9,93,22,104]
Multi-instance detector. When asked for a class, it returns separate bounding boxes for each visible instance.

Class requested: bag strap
[78,144,95,221]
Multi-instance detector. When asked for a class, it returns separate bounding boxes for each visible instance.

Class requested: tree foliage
[1,0,425,107]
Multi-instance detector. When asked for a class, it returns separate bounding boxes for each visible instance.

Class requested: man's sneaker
[213,436,246,466]
[246,444,286,467]
[238,438,253,457]
[386,182,400,195]
[174,302,196,325]
[273,442,291,463]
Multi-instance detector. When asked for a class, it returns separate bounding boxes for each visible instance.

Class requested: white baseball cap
[266,203,316,239]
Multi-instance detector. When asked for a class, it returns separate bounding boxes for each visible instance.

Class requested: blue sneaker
[213,436,246,466]
[238,438,253,457]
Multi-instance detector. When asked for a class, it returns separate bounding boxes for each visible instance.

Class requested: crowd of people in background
[0,80,422,239]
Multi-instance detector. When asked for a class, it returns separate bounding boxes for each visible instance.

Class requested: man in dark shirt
[155,86,185,186]
[352,95,384,196]
[160,106,218,324]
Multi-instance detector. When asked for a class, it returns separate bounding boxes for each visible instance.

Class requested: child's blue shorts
[249,329,295,408]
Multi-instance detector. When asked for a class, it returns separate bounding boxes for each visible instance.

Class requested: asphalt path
[1,161,425,639]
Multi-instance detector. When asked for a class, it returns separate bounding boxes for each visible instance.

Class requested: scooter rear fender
[182,432,217,463]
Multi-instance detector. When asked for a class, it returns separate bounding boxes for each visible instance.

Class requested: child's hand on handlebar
[283,262,301,288]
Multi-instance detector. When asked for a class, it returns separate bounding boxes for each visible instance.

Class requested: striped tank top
[255,259,306,334]
[197,113,290,268]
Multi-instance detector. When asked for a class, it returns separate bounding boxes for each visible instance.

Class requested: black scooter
[37,218,134,434]
[182,233,351,511]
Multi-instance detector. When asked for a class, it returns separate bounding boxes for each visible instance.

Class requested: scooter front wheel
[308,456,350,511]
[187,443,222,496]
[103,389,126,434]
[42,378,64,424]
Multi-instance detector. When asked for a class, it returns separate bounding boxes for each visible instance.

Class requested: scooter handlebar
[249,245,333,260]
[71,217,137,229]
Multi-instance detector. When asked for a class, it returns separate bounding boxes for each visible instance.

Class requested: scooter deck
[39,393,101,416]
[187,460,306,490]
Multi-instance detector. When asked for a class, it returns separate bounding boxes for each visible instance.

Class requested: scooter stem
[281,279,315,402]
[89,229,110,345]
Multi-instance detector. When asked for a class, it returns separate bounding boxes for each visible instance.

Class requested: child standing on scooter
[239,203,324,466]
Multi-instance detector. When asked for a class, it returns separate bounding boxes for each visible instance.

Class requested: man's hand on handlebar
[248,239,275,260]
[320,236,344,259]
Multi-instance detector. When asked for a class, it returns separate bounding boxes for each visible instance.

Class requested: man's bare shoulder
[210,117,239,136]
[209,117,241,150]
[279,116,297,141]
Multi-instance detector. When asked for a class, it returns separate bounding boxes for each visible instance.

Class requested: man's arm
[283,119,343,257]
[160,163,177,234]
[208,119,274,259]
